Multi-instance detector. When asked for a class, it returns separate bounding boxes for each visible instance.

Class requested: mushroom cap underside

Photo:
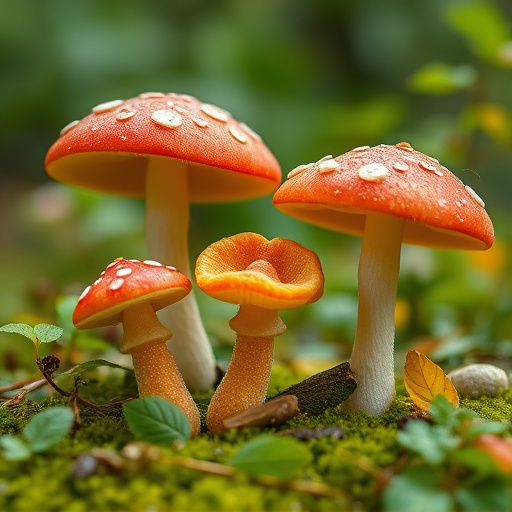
[73,258,191,329]
[195,232,324,310]
[273,144,494,251]
[45,92,281,202]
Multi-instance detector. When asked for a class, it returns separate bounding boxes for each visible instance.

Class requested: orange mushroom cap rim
[73,258,192,329]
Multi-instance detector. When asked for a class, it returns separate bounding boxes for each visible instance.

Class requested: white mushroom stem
[343,213,405,415]
[120,302,201,436]
[145,157,216,391]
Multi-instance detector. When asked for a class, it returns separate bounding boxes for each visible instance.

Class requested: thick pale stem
[343,213,405,415]
[207,305,279,433]
[145,157,216,391]
[121,302,200,436]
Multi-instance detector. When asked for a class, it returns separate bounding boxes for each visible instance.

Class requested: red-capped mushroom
[45,92,282,391]
[73,257,200,435]
[273,143,494,415]
[195,232,324,433]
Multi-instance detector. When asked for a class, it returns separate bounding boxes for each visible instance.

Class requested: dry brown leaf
[404,350,459,411]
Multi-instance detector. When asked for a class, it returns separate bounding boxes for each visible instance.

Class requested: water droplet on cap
[358,163,389,182]
[318,159,340,174]
[60,120,80,136]
[201,104,229,123]
[465,185,485,208]
[109,278,124,291]
[287,164,311,179]
[193,118,209,128]
[228,126,248,143]
[116,110,135,121]
[92,99,124,114]
[116,268,132,277]
[392,162,409,172]
[144,260,163,267]
[151,110,183,129]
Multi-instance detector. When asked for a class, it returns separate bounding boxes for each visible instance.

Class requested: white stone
[448,363,509,397]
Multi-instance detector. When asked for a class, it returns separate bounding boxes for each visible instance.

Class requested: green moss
[1,369,511,511]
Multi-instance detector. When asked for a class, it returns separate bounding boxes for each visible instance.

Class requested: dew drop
[116,268,132,277]
[144,260,163,267]
[229,126,248,143]
[392,162,409,172]
[318,159,340,174]
[315,155,333,165]
[465,185,485,208]
[151,110,183,129]
[109,278,124,291]
[193,118,209,128]
[288,164,310,179]
[396,142,414,151]
[201,104,229,123]
[418,161,442,175]
[116,110,135,121]
[166,265,177,271]
[78,286,91,301]
[358,163,389,182]
[60,120,80,136]
[438,198,448,208]
[139,92,165,99]
[92,99,124,114]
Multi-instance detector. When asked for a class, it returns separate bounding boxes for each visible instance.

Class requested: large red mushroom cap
[45,92,281,201]
[73,258,191,331]
[273,143,494,250]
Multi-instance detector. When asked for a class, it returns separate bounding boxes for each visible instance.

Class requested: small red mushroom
[73,257,200,436]
[273,143,494,415]
[195,232,324,433]
[45,92,282,392]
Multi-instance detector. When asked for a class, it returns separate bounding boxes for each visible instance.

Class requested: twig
[159,454,350,500]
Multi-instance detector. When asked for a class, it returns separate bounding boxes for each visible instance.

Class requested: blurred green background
[1,0,512,376]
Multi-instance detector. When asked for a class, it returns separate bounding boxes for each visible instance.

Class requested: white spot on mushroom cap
[116,110,135,121]
[193,118,209,128]
[139,92,165,99]
[201,104,229,123]
[419,160,443,176]
[465,185,486,208]
[228,126,248,144]
[151,110,183,129]
[60,120,80,136]
[116,268,132,277]
[392,162,409,172]
[92,99,124,114]
[318,159,340,174]
[352,145,370,152]
[78,286,91,302]
[143,260,163,267]
[358,163,389,182]
[315,155,333,165]
[287,164,311,179]
[109,278,124,291]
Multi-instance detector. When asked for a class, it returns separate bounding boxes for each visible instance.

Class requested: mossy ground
[1,369,511,512]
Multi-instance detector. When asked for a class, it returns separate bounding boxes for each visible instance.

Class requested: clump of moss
[460,388,512,420]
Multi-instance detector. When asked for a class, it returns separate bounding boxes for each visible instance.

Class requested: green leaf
[396,421,459,465]
[227,435,311,479]
[123,396,190,445]
[23,406,75,452]
[407,61,476,95]
[0,323,36,343]
[463,419,508,440]
[444,1,510,63]
[455,478,512,512]
[383,466,454,512]
[66,359,134,377]
[0,435,32,461]
[452,447,505,476]
[34,324,64,344]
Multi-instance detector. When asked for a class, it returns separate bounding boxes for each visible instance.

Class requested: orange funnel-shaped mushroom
[195,232,324,434]
[73,258,200,436]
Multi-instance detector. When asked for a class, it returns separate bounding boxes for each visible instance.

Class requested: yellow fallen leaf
[404,350,459,411]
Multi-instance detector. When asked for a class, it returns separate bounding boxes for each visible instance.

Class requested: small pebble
[447,363,509,397]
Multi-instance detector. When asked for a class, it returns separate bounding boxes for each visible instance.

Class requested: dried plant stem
[160,454,350,500]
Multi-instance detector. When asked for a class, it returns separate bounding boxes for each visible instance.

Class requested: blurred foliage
[1,0,512,377]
